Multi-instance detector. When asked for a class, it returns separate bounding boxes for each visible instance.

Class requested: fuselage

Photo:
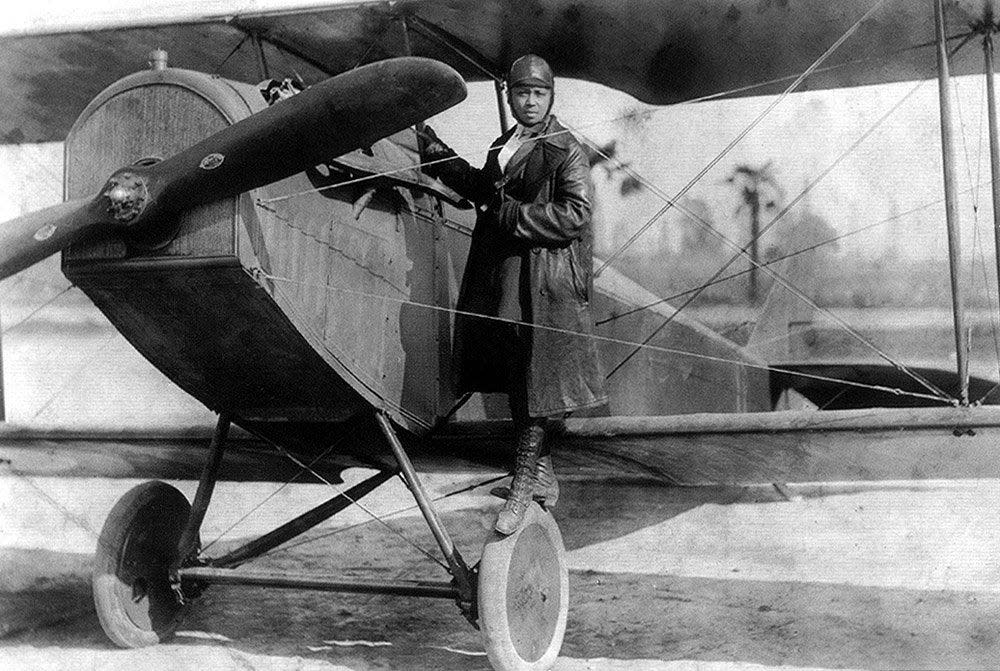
[62,65,770,456]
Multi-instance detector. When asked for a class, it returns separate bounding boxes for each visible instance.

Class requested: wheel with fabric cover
[93,480,193,647]
[477,502,569,671]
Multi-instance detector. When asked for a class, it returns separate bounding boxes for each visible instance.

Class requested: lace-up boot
[490,454,559,508]
[494,424,544,535]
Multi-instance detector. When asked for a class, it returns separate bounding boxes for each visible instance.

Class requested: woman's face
[509,85,552,127]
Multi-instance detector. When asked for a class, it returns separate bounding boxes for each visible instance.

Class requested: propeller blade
[0,57,467,281]
[143,57,468,217]
[0,198,101,280]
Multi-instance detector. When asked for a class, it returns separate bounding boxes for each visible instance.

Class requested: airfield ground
[2,294,1000,668]
[2,468,1000,670]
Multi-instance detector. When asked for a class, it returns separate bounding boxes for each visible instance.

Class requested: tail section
[745,217,824,361]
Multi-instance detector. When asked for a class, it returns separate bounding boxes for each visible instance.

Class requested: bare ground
[3,478,1000,670]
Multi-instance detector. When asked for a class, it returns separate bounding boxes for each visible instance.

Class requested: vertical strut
[251,33,270,80]
[177,413,231,562]
[495,80,510,134]
[0,308,5,421]
[985,33,1000,347]
[375,411,474,603]
[400,17,429,137]
[935,0,970,404]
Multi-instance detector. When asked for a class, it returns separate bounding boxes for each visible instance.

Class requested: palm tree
[726,161,782,303]
[583,140,644,197]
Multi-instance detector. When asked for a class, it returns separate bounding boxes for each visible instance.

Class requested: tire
[93,480,192,648]
[478,502,569,671]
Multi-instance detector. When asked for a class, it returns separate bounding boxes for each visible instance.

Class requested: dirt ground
[3,473,1000,670]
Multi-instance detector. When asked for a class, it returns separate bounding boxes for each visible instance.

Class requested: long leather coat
[426,115,608,416]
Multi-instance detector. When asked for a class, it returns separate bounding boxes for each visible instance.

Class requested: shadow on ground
[3,479,998,669]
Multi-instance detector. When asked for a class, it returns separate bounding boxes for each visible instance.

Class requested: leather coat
[424,115,608,416]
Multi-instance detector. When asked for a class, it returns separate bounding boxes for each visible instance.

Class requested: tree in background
[582,140,644,197]
[726,161,782,304]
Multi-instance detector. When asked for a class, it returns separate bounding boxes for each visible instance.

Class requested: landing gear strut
[91,411,570,671]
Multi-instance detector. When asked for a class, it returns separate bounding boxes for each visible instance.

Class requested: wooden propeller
[0,57,466,280]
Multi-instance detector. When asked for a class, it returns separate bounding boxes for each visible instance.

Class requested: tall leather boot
[534,454,560,508]
[494,424,544,535]
[490,454,560,508]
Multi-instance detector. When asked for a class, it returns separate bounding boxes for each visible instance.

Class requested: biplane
[5,1,1000,669]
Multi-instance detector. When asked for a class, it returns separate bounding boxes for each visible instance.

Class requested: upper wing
[0,0,994,143]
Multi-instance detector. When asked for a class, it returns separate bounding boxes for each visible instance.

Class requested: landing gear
[90,411,571,670]
[92,480,192,647]
[478,502,569,671]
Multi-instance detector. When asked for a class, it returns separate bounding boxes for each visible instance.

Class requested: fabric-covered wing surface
[0,0,997,143]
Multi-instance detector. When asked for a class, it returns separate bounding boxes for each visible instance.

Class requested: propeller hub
[102,172,149,225]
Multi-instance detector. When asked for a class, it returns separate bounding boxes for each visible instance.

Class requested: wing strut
[404,13,508,133]
[0,312,4,421]
[935,0,970,405]
[982,22,1000,400]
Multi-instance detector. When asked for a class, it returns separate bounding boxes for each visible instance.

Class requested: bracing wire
[262,473,508,558]
[30,330,119,422]
[2,467,103,541]
[266,441,448,570]
[256,2,914,211]
[951,38,1000,396]
[594,0,892,276]
[198,432,354,555]
[254,2,950,398]
[569,129,953,398]
[265,160,994,405]
[256,269,952,406]
[583,78,924,325]
[0,284,75,336]
[594,181,980,325]
[202,391,474,559]
[953,72,982,373]
[973,223,1000,389]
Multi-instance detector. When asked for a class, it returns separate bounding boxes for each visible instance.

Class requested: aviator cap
[507,54,554,89]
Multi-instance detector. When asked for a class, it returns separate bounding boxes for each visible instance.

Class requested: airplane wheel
[477,502,568,671]
[93,481,192,647]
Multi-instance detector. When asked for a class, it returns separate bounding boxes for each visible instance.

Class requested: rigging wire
[254,1,958,399]
[593,0,892,276]
[0,284,75,336]
[256,4,935,210]
[198,432,354,554]
[974,222,1000,389]
[311,182,971,346]
[263,161,991,406]
[951,41,1000,397]
[255,269,953,406]
[587,79,925,327]
[198,393,478,558]
[568,125,953,398]
[975,41,1000,392]
[260,472,508,558]
[8,8,995,584]
[215,33,250,74]
[30,330,118,422]
[953,72,981,375]
[254,4,950,398]
[4,467,102,539]
[266,440,448,570]
[594,188,955,324]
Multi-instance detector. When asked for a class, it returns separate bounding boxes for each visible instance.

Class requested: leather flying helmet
[506,54,554,89]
